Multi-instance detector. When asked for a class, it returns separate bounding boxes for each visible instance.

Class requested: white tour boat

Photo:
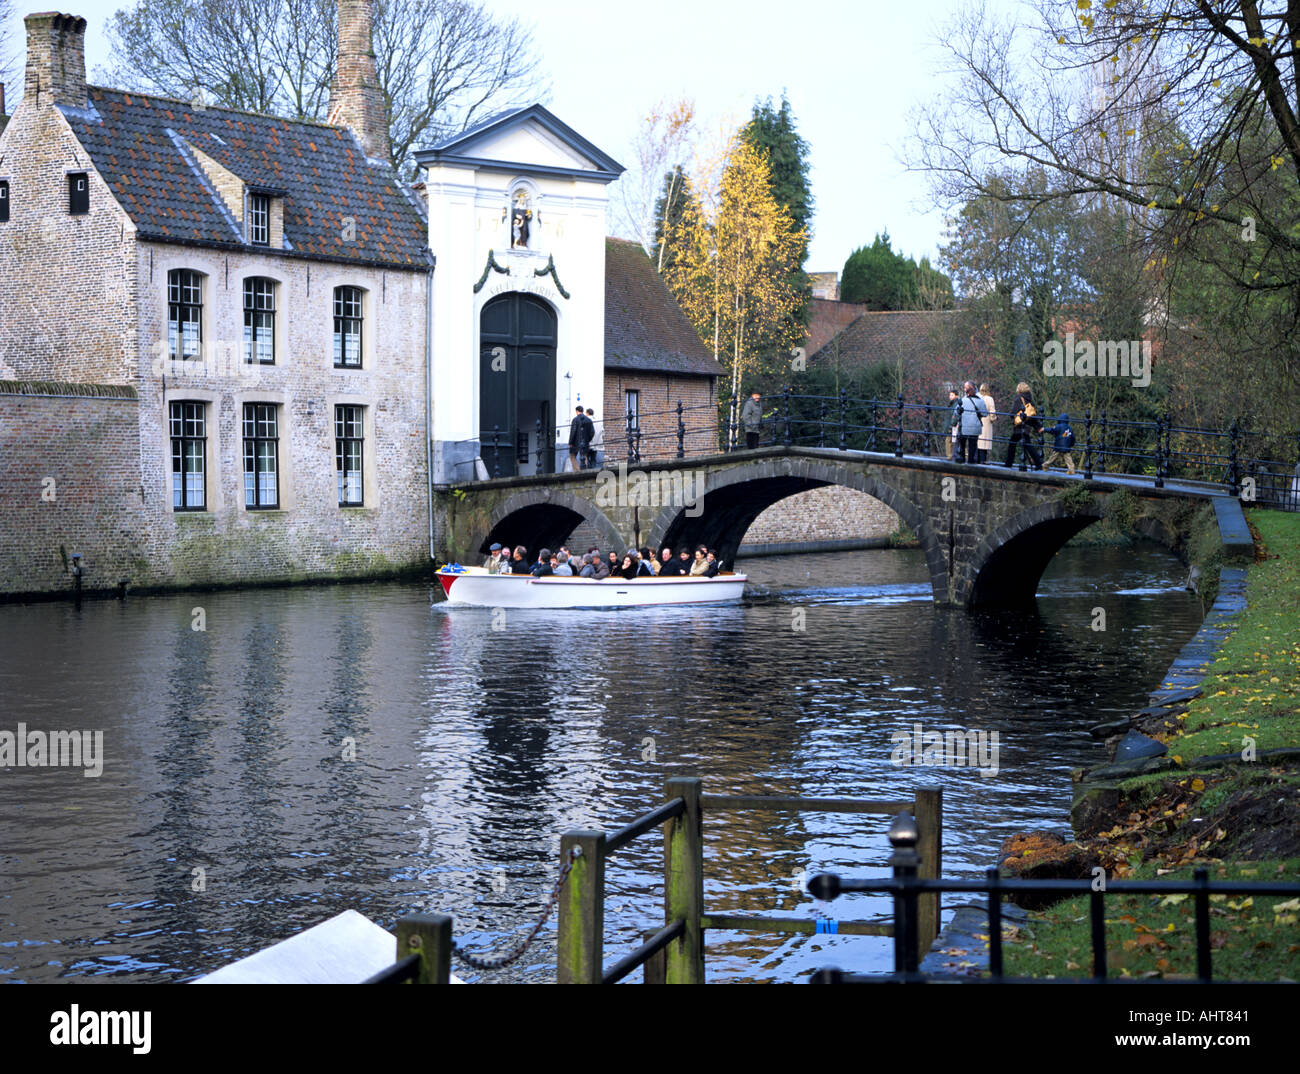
[436,565,747,608]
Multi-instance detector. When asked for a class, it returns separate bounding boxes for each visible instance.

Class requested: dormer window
[247,192,270,245]
[68,172,89,215]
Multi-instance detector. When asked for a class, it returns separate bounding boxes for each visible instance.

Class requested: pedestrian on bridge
[742,391,763,449]
[953,381,988,464]
[1004,383,1044,470]
[1042,413,1078,474]
[946,389,961,461]
[978,383,996,463]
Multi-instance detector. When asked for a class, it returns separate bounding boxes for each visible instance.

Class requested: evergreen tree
[743,94,813,336]
[841,232,914,309]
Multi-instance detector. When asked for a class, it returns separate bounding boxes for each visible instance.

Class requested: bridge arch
[642,457,947,593]
[965,500,1104,606]
[474,489,624,561]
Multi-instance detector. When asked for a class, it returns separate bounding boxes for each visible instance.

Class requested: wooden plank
[556,831,605,984]
[664,777,704,983]
[915,787,943,958]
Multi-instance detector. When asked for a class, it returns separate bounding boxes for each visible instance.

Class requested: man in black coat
[657,547,686,576]
[568,406,591,470]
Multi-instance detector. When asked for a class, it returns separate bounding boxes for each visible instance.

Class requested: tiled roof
[811,309,962,369]
[604,238,722,377]
[62,88,428,269]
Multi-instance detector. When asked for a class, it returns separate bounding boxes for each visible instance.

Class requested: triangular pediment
[415,105,624,182]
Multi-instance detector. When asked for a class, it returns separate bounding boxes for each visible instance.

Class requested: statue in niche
[510,189,532,249]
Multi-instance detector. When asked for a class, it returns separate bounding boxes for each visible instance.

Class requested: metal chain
[451,846,582,972]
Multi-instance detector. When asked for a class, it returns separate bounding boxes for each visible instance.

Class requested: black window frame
[246,192,270,245]
[335,404,365,507]
[625,389,640,429]
[68,172,89,215]
[243,277,276,365]
[169,401,207,511]
[167,269,204,361]
[0,180,9,224]
[333,286,364,369]
[242,402,280,510]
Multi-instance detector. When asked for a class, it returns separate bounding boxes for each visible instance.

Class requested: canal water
[0,544,1201,983]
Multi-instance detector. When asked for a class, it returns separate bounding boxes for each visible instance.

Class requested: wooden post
[915,787,943,960]
[643,929,666,984]
[556,830,606,983]
[664,777,704,983]
[395,913,452,983]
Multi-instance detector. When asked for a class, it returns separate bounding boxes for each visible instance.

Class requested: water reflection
[0,544,1201,982]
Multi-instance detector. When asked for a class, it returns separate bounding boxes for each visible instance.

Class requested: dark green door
[480,293,557,477]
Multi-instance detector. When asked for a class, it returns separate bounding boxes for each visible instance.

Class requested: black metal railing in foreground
[466,390,1300,510]
[807,813,1300,984]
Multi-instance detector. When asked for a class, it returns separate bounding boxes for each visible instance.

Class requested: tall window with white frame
[169,401,206,510]
[335,405,364,506]
[333,286,363,368]
[243,278,275,364]
[246,192,269,245]
[242,403,279,509]
[167,269,203,360]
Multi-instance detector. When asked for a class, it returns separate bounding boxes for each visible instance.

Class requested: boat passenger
[658,547,685,577]
[608,551,620,573]
[677,548,693,573]
[636,551,655,578]
[553,552,574,576]
[690,546,710,576]
[509,546,527,574]
[618,553,640,580]
[531,549,553,577]
[704,550,720,577]
[640,547,660,575]
[484,542,504,573]
[578,554,596,578]
[591,555,611,580]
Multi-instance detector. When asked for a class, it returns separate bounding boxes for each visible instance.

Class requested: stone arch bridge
[437,446,1234,606]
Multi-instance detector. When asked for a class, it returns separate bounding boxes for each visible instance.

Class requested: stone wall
[0,385,148,596]
[741,486,901,547]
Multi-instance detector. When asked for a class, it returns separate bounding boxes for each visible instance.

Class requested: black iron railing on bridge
[467,390,1300,510]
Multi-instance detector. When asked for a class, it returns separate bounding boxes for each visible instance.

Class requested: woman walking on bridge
[1004,383,1044,470]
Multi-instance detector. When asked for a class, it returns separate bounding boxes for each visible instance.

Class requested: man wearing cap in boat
[484,543,505,573]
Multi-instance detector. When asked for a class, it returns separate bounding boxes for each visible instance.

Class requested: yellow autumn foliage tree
[662,136,805,444]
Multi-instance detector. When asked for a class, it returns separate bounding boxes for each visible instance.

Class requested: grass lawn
[1002,509,1300,978]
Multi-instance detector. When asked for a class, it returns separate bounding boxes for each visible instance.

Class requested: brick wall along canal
[0,545,1202,983]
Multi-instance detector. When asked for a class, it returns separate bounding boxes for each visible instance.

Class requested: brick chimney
[329,0,390,164]
[24,12,88,108]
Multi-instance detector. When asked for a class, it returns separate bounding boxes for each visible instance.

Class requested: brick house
[602,237,723,461]
[0,9,431,594]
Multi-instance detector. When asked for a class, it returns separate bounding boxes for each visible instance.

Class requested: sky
[0,0,995,276]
